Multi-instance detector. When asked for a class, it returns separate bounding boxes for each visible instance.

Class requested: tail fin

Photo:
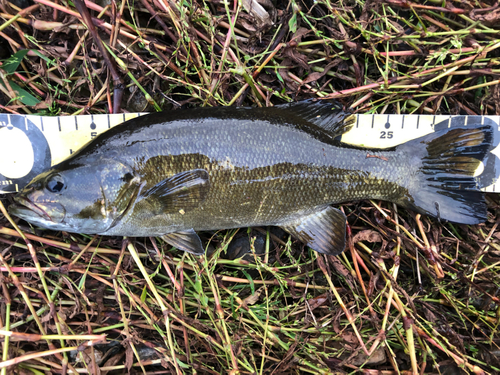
[399,124,497,224]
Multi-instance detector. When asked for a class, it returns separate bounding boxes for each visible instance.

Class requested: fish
[8,100,498,256]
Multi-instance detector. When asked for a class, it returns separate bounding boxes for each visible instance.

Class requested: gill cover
[10,159,142,234]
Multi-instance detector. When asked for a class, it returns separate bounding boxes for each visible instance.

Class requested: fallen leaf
[243,286,264,306]
[352,230,383,244]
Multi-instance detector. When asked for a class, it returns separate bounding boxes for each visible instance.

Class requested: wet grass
[1,0,500,373]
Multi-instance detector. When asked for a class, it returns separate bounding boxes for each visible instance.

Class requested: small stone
[350,347,386,366]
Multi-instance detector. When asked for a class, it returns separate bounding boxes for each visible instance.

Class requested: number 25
[380,131,393,139]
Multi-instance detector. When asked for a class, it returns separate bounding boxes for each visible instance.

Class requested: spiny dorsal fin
[280,206,346,256]
[141,169,210,214]
[162,229,204,255]
[275,99,355,138]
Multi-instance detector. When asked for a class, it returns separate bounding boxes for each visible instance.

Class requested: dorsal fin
[274,99,355,138]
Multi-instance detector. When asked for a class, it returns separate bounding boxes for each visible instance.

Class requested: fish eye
[46,174,66,193]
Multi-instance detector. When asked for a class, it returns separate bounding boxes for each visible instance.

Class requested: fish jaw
[9,195,66,227]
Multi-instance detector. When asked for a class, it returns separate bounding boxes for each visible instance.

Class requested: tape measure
[1,112,499,194]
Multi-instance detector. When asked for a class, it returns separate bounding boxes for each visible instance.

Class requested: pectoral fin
[280,206,346,256]
[141,169,210,214]
[161,229,205,255]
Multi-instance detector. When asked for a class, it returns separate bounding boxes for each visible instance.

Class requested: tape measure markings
[1,113,500,193]
[341,114,500,148]
[0,113,146,193]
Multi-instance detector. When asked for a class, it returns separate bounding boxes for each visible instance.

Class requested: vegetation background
[1,0,500,373]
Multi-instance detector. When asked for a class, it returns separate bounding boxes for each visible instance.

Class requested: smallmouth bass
[8,100,498,255]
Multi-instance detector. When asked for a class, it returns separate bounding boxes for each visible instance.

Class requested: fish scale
[8,100,498,256]
[108,120,405,235]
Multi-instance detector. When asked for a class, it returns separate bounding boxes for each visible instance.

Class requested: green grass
[1,0,500,373]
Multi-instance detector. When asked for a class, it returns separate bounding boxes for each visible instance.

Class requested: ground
[1,0,500,374]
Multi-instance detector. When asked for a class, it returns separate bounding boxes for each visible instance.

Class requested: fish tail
[399,123,498,224]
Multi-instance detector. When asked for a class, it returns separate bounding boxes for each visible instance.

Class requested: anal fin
[280,206,346,256]
[161,229,205,255]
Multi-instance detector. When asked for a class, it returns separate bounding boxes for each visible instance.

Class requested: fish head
[9,159,141,234]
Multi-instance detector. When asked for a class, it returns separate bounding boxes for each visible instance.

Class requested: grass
[1,0,500,373]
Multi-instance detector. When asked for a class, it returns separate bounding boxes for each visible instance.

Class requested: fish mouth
[9,196,64,223]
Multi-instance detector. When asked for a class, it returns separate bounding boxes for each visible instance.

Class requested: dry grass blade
[1,0,500,373]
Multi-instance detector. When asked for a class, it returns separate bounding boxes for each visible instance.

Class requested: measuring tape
[1,113,499,194]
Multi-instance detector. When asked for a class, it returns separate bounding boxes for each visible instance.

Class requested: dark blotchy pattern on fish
[9,101,497,255]
[104,119,408,235]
